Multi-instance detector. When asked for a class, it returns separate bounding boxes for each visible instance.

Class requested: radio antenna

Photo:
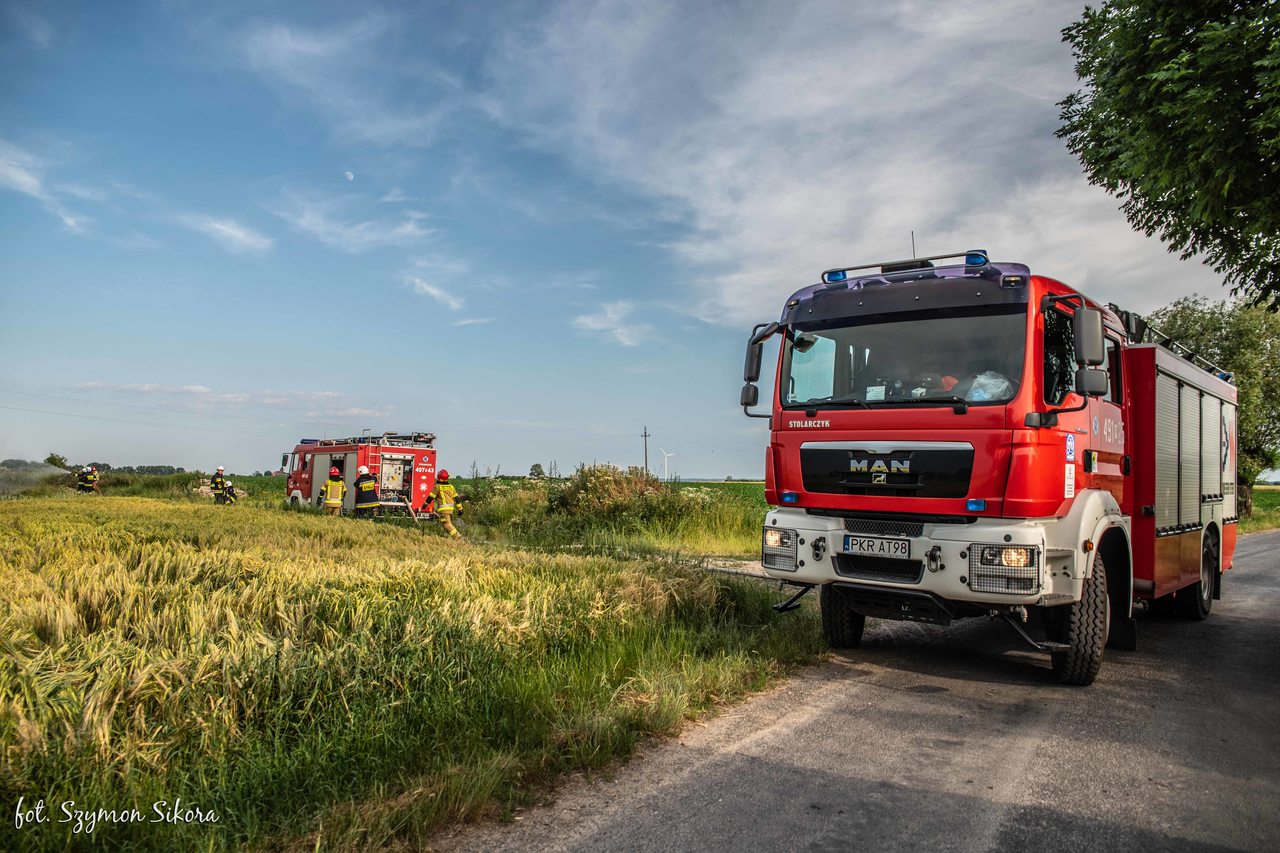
[910,230,917,256]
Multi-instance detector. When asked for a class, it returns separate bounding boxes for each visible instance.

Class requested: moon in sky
[344,171,354,181]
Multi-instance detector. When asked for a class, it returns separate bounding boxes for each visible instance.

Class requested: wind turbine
[659,448,676,481]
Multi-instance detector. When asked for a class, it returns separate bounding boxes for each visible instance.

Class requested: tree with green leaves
[1147,296,1280,514]
[528,463,546,479]
[1059,1,1280,309]
[44,452,68,470]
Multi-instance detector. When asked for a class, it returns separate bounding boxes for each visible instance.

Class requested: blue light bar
[782,491,800,504]
[966,498,986,511]
[965,249,988,266]
[823,270,848,284]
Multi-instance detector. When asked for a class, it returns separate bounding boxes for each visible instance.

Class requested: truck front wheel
[1051,553,1109,686]
[821,584,866,649]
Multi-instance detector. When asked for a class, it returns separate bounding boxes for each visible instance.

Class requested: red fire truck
[281,432,438,516]
[741,250,1238,685]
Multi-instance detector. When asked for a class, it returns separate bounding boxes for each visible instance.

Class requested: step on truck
[740,250,1238,685]
[282,432,438,516]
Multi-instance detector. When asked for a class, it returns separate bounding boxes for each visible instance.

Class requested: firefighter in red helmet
[426,469,461,538]
[322,466,346,516]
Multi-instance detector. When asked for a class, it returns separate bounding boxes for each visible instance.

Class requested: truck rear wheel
[821,584,865,649]
[1176,535,1215,620]
[1051,553,1109,686]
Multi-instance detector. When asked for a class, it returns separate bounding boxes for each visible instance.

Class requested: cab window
[1103,337,1123,403]
[1043,308,1074,405]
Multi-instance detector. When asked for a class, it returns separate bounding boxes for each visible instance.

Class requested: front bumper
[761,507,1082,607]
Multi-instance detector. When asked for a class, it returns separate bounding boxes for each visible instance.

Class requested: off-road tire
[821,584,866,649]
[1176,534,1216,620]
[1051,553,1109,685]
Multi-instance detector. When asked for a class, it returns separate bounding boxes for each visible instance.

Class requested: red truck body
[743,250,1238,683]
[282,432,438,514]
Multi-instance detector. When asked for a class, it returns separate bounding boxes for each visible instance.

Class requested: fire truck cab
[282,432,438,515]
[741,250,1238,685]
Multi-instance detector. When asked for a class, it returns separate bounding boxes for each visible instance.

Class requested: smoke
[0,460,67,496]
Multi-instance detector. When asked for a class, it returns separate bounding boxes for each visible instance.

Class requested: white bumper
[761,507,1084,607]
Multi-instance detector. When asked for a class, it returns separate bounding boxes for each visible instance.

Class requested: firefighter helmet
[358,465,369,475]
[217,465,224,471]
[438,470,449,482]
[82,466,90,472]
[329,466,340,477]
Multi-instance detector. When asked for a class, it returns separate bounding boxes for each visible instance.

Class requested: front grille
[834,554,924,584]
[841,518,924,537]
[801,446,973,498]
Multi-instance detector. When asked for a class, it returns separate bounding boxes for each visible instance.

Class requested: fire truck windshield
[781,306,1026,409]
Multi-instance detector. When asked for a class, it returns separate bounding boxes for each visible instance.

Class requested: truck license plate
[844,535,911,559]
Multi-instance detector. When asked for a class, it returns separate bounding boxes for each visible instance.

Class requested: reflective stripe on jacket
[210,474,225,491]
[323,478,346,507]
[429,483,457,512]
[354,474,379,508]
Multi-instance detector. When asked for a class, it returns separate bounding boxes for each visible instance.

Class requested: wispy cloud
[0,139,87,231]
[178,213,274,254]
[4,5,54,48]
[453,317,494,327]
[380,187,410,203]
[276,193,430,252]
[484,0,1224,321]
[572,300,651,346]
[407,275,464,310]
[238,16,461,146]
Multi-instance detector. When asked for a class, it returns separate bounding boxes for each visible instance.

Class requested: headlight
[970,544,1040,594]
[762,526,798,572]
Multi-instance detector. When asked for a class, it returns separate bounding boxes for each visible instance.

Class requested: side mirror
[744,341,763,382]
[741,384,759,407]
[1075,366,1108,397]
[281,453,289,471]
[1073,307,1105,366]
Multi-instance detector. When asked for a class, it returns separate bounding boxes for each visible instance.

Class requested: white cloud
[380,187,409,203]
[408,276,464,310]
[5,6,54,48]
[276,194,430,252]
[572,301,652,346]
[484,0,1224,324]
[238,17,460,146]
[453,317,495,327]
[178,214,274,253]
[0,139,87,231]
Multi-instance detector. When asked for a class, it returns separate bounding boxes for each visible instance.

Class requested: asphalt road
[438,531,1280,852]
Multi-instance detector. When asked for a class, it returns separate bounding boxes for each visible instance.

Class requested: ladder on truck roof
[309,432,436,448]
[1108,304,1234,384]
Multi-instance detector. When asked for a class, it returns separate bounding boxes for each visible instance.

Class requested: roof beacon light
[965,249,989,266]
[823,270,848,284]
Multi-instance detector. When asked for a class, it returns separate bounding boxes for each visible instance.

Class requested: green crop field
[0,491,821,851]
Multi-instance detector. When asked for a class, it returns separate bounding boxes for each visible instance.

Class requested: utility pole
[641,426,650,474]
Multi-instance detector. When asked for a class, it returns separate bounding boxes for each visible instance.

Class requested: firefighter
[322,466,346,516]
[353,465,379,519]
[426,469,462,538]
[76,466,99,493]
[223,480,238,505]
[211,466,227,504]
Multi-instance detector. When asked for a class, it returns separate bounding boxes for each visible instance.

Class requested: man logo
[872,473,887,484]
[850,458,910,474]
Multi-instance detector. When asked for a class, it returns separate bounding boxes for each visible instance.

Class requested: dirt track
[436,531,1280,852]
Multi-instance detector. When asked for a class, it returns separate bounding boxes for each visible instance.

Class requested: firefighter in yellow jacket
[426,469,462,538]
[322,466,346,516]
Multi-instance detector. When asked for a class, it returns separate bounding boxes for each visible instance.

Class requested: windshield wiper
[882,396,970,414]
[795,395,872,414]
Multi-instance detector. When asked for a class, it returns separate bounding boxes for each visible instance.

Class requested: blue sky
[0,0,1229,478]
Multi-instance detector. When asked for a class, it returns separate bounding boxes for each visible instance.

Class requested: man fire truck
[741,250,1238,685]
[282,432,438,517]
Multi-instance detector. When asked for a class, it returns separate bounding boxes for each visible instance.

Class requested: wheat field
[0,496,820,850]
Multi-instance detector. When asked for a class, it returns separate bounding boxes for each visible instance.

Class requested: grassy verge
[1240,485,1280,534]
[0,497,821,851]
[457,467,766,558]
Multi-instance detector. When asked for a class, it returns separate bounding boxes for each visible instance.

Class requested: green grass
[0,497,822,851]
[1241,485,1280,534]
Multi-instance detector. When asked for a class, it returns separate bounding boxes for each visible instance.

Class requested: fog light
[1001,548,1032,568]
[762,526,798,572]
[968,543,1041,595]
